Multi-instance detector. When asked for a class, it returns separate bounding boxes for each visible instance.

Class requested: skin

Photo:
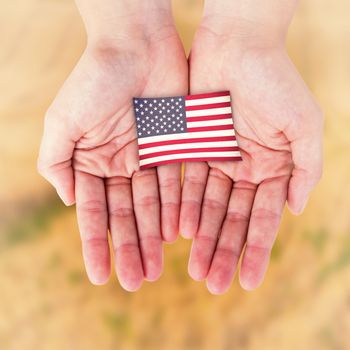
[180,0,323,294]
[37,0,188,291]
[38,0,323,294]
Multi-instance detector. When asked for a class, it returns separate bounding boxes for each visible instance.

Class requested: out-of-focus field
[0,0,349,349]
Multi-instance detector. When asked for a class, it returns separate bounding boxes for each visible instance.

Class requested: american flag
[133,91,242,169]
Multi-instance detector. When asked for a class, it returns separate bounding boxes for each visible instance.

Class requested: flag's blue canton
[133,96,187,138]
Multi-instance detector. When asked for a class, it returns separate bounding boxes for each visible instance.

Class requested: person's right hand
[37,3,188,291]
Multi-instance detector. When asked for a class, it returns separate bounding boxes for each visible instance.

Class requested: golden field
[0,0,350,349]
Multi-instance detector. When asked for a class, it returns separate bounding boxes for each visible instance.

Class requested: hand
[180,16,323,294]
[38,2,188,291]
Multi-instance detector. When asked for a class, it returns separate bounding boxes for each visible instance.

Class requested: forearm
[202,0,299,46]
[75,0,174,46]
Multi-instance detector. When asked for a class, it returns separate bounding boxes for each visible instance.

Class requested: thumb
[37,111,80,206]
[287,114,323,215]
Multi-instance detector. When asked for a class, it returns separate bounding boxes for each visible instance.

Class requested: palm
[180,30,322,293]
[71,51,149,179]
[59,40,187,178]
[40,34,188,290]
[190,34,304,183]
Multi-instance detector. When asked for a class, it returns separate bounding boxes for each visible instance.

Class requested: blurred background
[0,0,350,349]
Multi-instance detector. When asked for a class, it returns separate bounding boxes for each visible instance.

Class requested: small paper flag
[133,91,242,169]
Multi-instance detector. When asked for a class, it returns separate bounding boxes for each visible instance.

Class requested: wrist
[200,0,299,48]
[76,0,176,48]
[198,17,286,50]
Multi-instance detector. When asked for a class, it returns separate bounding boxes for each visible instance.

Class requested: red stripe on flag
[186,114,233,122]
[185,91,230,100]
[187,125,234,133]
[138,136,236,149]
[139,147,240,160]
[185,102,231,111]
[140,156,242,169]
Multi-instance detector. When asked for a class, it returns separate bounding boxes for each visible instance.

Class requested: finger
[239,175,289,291]
[132,169,163,282]
[179,162,209,239]
[37,112,80,206]
[157,163,182,243]
[286,110,323,214]
[105,177,143,292]
[188,168,232,281]
[206,181,256,295]
[75,170,110,285]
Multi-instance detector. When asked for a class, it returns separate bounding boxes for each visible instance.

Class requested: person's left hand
[180,23,323,294]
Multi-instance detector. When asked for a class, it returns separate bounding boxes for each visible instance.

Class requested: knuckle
[109,207,134,218]
[158,177,180,189]
[245,243,270,254]
[202,197,227,211]
[209,168,230,182]
[233,180,257,191]
[106,177,130,187]
[215,246,241,260]
[184,175,206,186]
[83,236,107,245]
[225,211,250,224]
[78,200,107,214]
[133,169,156,179]
[196,234,217,244]
[113,241,139,255]
[181,198,202,209]
[208,168,232,186]
[139,235,162,242]
[251,208,280,223]
[134,195,159,207]
[138,235,162,246]
[161,200,180,209]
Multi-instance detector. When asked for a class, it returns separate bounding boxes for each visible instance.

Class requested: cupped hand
[180,27,323,293]
[38,29,188,290]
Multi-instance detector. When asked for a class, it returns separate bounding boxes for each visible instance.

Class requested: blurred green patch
[103,311,131,338]
[151,307,164,328]
[271,240,282,261]
[46,251,63,270]
[303,228,329,253]
[318,233,350,284]
[317,326,340,350]
[0,196,68,250]
[67,270,84,285]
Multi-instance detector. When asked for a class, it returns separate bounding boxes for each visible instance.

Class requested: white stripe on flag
[137,129,236,145]
[186,107,232,117]
[139,140,238,155]
[140,151,241,166]
[185,95,231,107]
[187,119,233,128]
